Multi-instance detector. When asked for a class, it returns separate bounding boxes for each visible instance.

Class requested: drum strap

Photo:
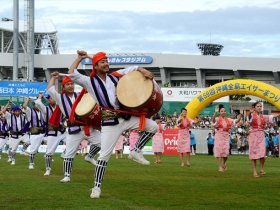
[108,74,119,86]
[46,105,65,136]
[100,106,147,130]
[61,93,86,134]
[90,76,115,109]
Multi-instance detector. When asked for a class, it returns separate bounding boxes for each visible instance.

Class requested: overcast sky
[1,0,280,58]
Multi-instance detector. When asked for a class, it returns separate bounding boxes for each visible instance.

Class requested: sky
[1,0,280,58]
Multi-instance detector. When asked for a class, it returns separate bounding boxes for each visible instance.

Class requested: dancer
[0,115,9,160]
[176,108,194,166]
[34,93,67,176]
[47,75,101,182]
[247,102,279,177]
[0,102,28,165]
[115,134,124,159]
[212,104,243,172]
[23,97,45,169]
[66,50,158,198]
[152,115,165,163]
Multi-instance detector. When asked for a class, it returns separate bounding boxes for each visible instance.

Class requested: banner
[0,81,48,97]
[80,56,153,65]
[161,87,229,102]
[163,129,179,155]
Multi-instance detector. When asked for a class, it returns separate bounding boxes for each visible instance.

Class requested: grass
[1,153,280,210]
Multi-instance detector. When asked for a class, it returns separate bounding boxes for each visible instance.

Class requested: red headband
[62,76,72,86]
[92,52,107,65]
[90,52,108,77]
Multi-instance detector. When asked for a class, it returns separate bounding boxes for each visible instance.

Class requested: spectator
[269,137,274,156]
[265,133,269,156]
[242,135,248,154]
[173,110,178,118]
[165,115,175,128]
[229,135,233,155]
[189,131,196,155]
[273,133,279,158]
[206,133,214,155]
[237,136,242,154]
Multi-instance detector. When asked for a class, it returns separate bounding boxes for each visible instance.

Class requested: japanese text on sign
[197,82,280,103]
[0,81,48,97]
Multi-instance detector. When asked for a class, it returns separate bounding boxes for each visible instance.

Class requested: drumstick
[50,72,69,77]
[9,100,17,106]
[77,50,86,56]
[38,92,48,101]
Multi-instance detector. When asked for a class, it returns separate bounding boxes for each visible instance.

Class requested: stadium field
[0,153,280,210]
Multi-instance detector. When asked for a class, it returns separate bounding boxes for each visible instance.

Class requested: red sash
[180,118,190,129]
[251,113,264,129]
[217,116,231,131]
[158,123,163,132]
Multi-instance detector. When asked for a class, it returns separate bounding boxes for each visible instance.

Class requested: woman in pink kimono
[115,134,124,159]
[247,102,279,177]
[176,108,194,166]
[129,130,139,151]
[152,116,165,163]
[212,104,243,172]
[80,140,88,156]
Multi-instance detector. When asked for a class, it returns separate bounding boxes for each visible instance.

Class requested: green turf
[0,153,280,210]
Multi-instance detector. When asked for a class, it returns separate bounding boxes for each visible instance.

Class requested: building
[1,19,280,115]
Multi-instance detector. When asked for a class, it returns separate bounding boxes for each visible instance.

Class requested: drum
[75,93,101,130]
[117,71,163,118]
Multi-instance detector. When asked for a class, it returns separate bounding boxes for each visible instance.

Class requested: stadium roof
[0,19,57,33]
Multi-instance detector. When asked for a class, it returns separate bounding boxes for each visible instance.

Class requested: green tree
[229,77,251,101]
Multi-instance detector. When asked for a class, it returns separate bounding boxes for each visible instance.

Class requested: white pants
[0,137,7,149]
[42,136,48,144]
[98,116,157,161]
[29,133,45,154]
[10,134,29,152]
[46,131,67,155]
[22,134,30,144]
[64,126,100,158]
[6,136,11,145]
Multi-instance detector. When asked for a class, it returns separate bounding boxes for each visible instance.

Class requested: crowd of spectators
[159,110,214,129]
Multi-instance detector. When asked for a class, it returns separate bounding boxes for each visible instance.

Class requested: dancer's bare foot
[260,170,266,175]
[223,164,227,171]
[218,167,224,172]
[253,173,259,177]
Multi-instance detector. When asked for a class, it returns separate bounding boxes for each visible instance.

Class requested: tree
[229,77,251,101]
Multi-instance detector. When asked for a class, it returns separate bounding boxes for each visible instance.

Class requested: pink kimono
[152,123,165,153]
[115,135,124,151]
[80,140,88,149]
[213,117,235,158]
[176,118,193,153]
[248,114,272,160]
[129,130,138,151]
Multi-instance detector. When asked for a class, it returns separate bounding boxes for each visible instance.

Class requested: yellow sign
[186,79,280,119]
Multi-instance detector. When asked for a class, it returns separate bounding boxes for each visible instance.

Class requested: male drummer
[0,103,29,165]
[47,75,101,183]
[23,97,45,170]
[0,115,9,160]
[34,93,67,176]
[66,51,158,198]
